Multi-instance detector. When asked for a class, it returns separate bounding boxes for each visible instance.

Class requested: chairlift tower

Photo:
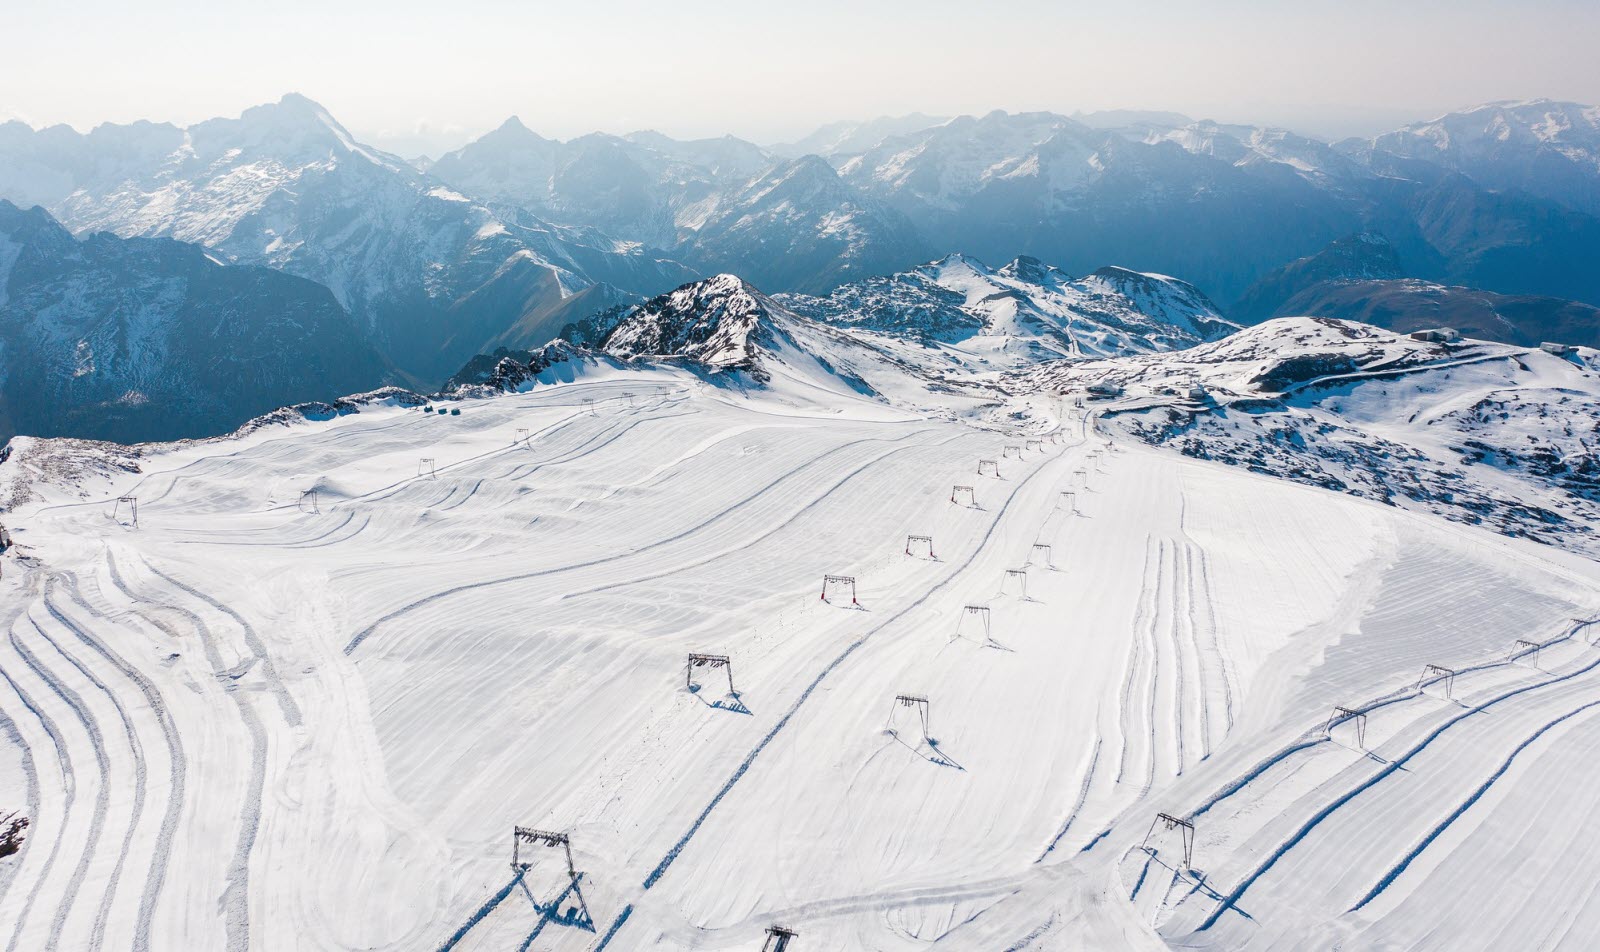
[1511,639,1540,667]
[1026,439,1044,453]
[298,490,319,514]
[905,534,935,558]
[1003,445,1022,459]
[511,827,576,878]
[1323,706,1368,748]
[762,925,799,951]
[113,496,138,528]
[687,653,735,694]
[1057,491,1077,513]
[887,694,931,737]
[418,458,437,479]
[977,459,1000,477]
[1141,813,1195,868]
[950,485,977,507]
[821,575,857,604]
[959,605,991,639]
[1417,664,1456,699]
[1003,568,1028,598]
[515,428,530,445]
[1029,543,1053,566]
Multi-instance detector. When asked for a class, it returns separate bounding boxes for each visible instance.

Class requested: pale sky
[4,0,1597,157]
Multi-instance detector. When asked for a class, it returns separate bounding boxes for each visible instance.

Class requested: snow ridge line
[1114,535,1157,788]
[141,564,300,728]
[31,586,152,952]
[1195,615,1600,931]
[46,575,185,952]
[0,629,75,952]
[344,427,942,654]
[7,619,111,951]
[1349,696,1600,912]
[591,428,1085,947]
[120,557,267,952]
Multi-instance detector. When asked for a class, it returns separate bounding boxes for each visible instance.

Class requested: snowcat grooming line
[821,574,857,605]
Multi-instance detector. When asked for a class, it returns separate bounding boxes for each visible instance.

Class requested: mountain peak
[600,274,779,374]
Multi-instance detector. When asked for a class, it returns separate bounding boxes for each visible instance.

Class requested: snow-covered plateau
[1,290,1599,952]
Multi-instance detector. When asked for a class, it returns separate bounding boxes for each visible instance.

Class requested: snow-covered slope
[782,253,1238,368]
[0,200,389,443]
[1365,99,1600,216]
[3,316,1600,952]
[1021,317,1600,556]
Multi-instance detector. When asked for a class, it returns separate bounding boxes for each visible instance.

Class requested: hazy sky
[5,0,1597,156]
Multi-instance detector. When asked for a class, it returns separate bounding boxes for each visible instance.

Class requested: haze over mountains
[2,95,1599,442]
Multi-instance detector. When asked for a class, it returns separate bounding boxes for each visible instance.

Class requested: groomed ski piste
[2,344,1599,951]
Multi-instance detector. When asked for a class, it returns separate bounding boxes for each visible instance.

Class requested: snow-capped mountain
[1020,316,1600,554]
[427,118,768,249]
[833,110,1357,303]
[782,253,1237,367]
[0,96,696,382]
[1365,99,1600,216]
[770,113,949,158]
[676,155,930,294]
[0,200,388,442]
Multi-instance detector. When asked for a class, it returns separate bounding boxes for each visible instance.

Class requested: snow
[4,310,1600,952]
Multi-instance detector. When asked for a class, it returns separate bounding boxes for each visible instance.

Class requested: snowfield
[2,340,1600,951]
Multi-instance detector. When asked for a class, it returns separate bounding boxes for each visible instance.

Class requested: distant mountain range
[1233,231,1600,348]
[3,95,1600,444]
[0,200,387,443]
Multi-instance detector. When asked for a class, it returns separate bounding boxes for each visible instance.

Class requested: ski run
[2,340,1600,951]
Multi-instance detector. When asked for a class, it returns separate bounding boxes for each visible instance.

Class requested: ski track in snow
[4,370,1600,951]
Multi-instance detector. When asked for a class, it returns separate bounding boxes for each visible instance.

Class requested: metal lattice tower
[1511,639,1541,667]
[978,459,1000,477]
[950,485,976,506]
[418,458,436,479]
[887,694,931,737]
[1418,664,1456,699]
[821,575,857,605]
[687,653,734,694]
[1324,706,1368,748]
[905,534,935,558]
[298,489,319,514]
[762,925,799,951]
[511,827,576,878]
[1141,813,1195,868]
